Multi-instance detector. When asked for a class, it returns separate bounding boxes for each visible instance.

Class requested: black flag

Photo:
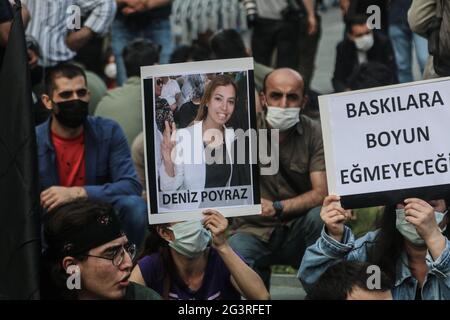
[0,0,40,299]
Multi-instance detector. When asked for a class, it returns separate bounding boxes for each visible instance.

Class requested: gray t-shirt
[255,0,288,20]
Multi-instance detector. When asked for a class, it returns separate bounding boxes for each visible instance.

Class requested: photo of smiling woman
[158,74,252,209]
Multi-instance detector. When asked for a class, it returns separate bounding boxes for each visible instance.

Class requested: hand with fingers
[40,186,87,212]
[320,195,352,242]
[404,198,442,243]
[119,0,148,15]
[260,198,276,217]
[307,14,318,35]
[161,120,177,177]
[202,209,229,250]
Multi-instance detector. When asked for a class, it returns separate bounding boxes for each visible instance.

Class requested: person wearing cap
[41,199,161,300]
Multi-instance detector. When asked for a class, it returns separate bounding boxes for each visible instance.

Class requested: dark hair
[123,39,161,77]
[307,261,392,300]
[139,224,176,299]
[210,29,248,59]
[349,62,397,90]
[41,200,116,300]
[191,43,212,62]
[366,205,404,282]
[195,74,237,123]
[44,63,87,97]
[345,14,369,33]
[169,43,211,63]
[170,45,193,63]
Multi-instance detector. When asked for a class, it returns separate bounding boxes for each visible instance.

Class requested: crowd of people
[1,0,449,300]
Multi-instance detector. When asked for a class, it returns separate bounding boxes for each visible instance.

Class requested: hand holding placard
[320,195,352,243]
[202,209,228,250]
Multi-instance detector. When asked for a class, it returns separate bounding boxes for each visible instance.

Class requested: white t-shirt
[161,79,181,106]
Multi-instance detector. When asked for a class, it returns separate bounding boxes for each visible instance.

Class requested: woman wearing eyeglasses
[130,209,269,300]
[40,200,162,300]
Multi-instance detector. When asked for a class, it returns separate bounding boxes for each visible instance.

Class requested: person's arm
[40,186,88,212]
[131,132,147,193]
[339,0,350,15]
[332,42,350,92]
[84,122,143,202]
[282,171,327,216]
[404,198,447,261]
[159,121,185,191]
[0,0,13,46]
[119,0,172,15]
[262,171,327,218]
[297,195,371,292]
[66,27,94,52]
[302,0,317,35]
[67,0,117,51]
[0,20,10,46]
[203,210,270,300]
[21,2,30,27]
[408,0,437,38]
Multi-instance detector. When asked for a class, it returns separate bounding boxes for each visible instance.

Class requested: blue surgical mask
[395,209,447,246]
[168,220,212,258]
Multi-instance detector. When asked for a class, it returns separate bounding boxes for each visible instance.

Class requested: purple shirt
[138,248,242,300]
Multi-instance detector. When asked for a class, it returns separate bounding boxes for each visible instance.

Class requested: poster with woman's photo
[141,58,261,224]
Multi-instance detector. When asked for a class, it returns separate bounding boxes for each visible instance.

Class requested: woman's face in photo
[207,84,236,126]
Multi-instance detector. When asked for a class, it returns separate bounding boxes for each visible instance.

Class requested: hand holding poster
[320,77,450,208]
[141,58,261,224]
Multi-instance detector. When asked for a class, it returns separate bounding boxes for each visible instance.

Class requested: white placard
[320,77,450,206]
[140,58,261,224]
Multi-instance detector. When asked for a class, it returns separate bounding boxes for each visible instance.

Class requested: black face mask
[53,99,88,128]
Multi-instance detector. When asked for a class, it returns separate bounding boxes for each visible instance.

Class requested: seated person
[229,68,327,290]
[129,210,269,300]
[36,63,147,247]
[307,261,392,300]
[41,199,161,300]
[332,14,397,92]
[299,195,450,299]
[348,61,398,90]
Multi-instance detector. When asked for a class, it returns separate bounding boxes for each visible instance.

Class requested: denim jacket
[36,116,142,203]
[298,226,450,300]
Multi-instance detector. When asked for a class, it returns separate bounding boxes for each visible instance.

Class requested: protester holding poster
[129,210,269,300]
[229,68,328,289]
[299,195,450,300]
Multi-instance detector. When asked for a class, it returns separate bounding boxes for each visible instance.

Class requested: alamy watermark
[66,265,81,290]
[167,128,280,176]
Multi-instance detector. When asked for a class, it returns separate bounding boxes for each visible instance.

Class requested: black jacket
[332,32,397,92]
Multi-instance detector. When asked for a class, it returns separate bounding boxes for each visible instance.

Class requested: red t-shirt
[51,130,86,187]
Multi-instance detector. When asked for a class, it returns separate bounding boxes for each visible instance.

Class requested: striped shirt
[23,0,116,67]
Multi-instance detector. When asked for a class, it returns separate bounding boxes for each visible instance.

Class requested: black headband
[47,211,124,259]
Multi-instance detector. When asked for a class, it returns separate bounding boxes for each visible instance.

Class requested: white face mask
[354,33,374,52]
[266,106,301,132]
[104,63,117,79]
[168,220,212,258]
[395,209,447,246]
